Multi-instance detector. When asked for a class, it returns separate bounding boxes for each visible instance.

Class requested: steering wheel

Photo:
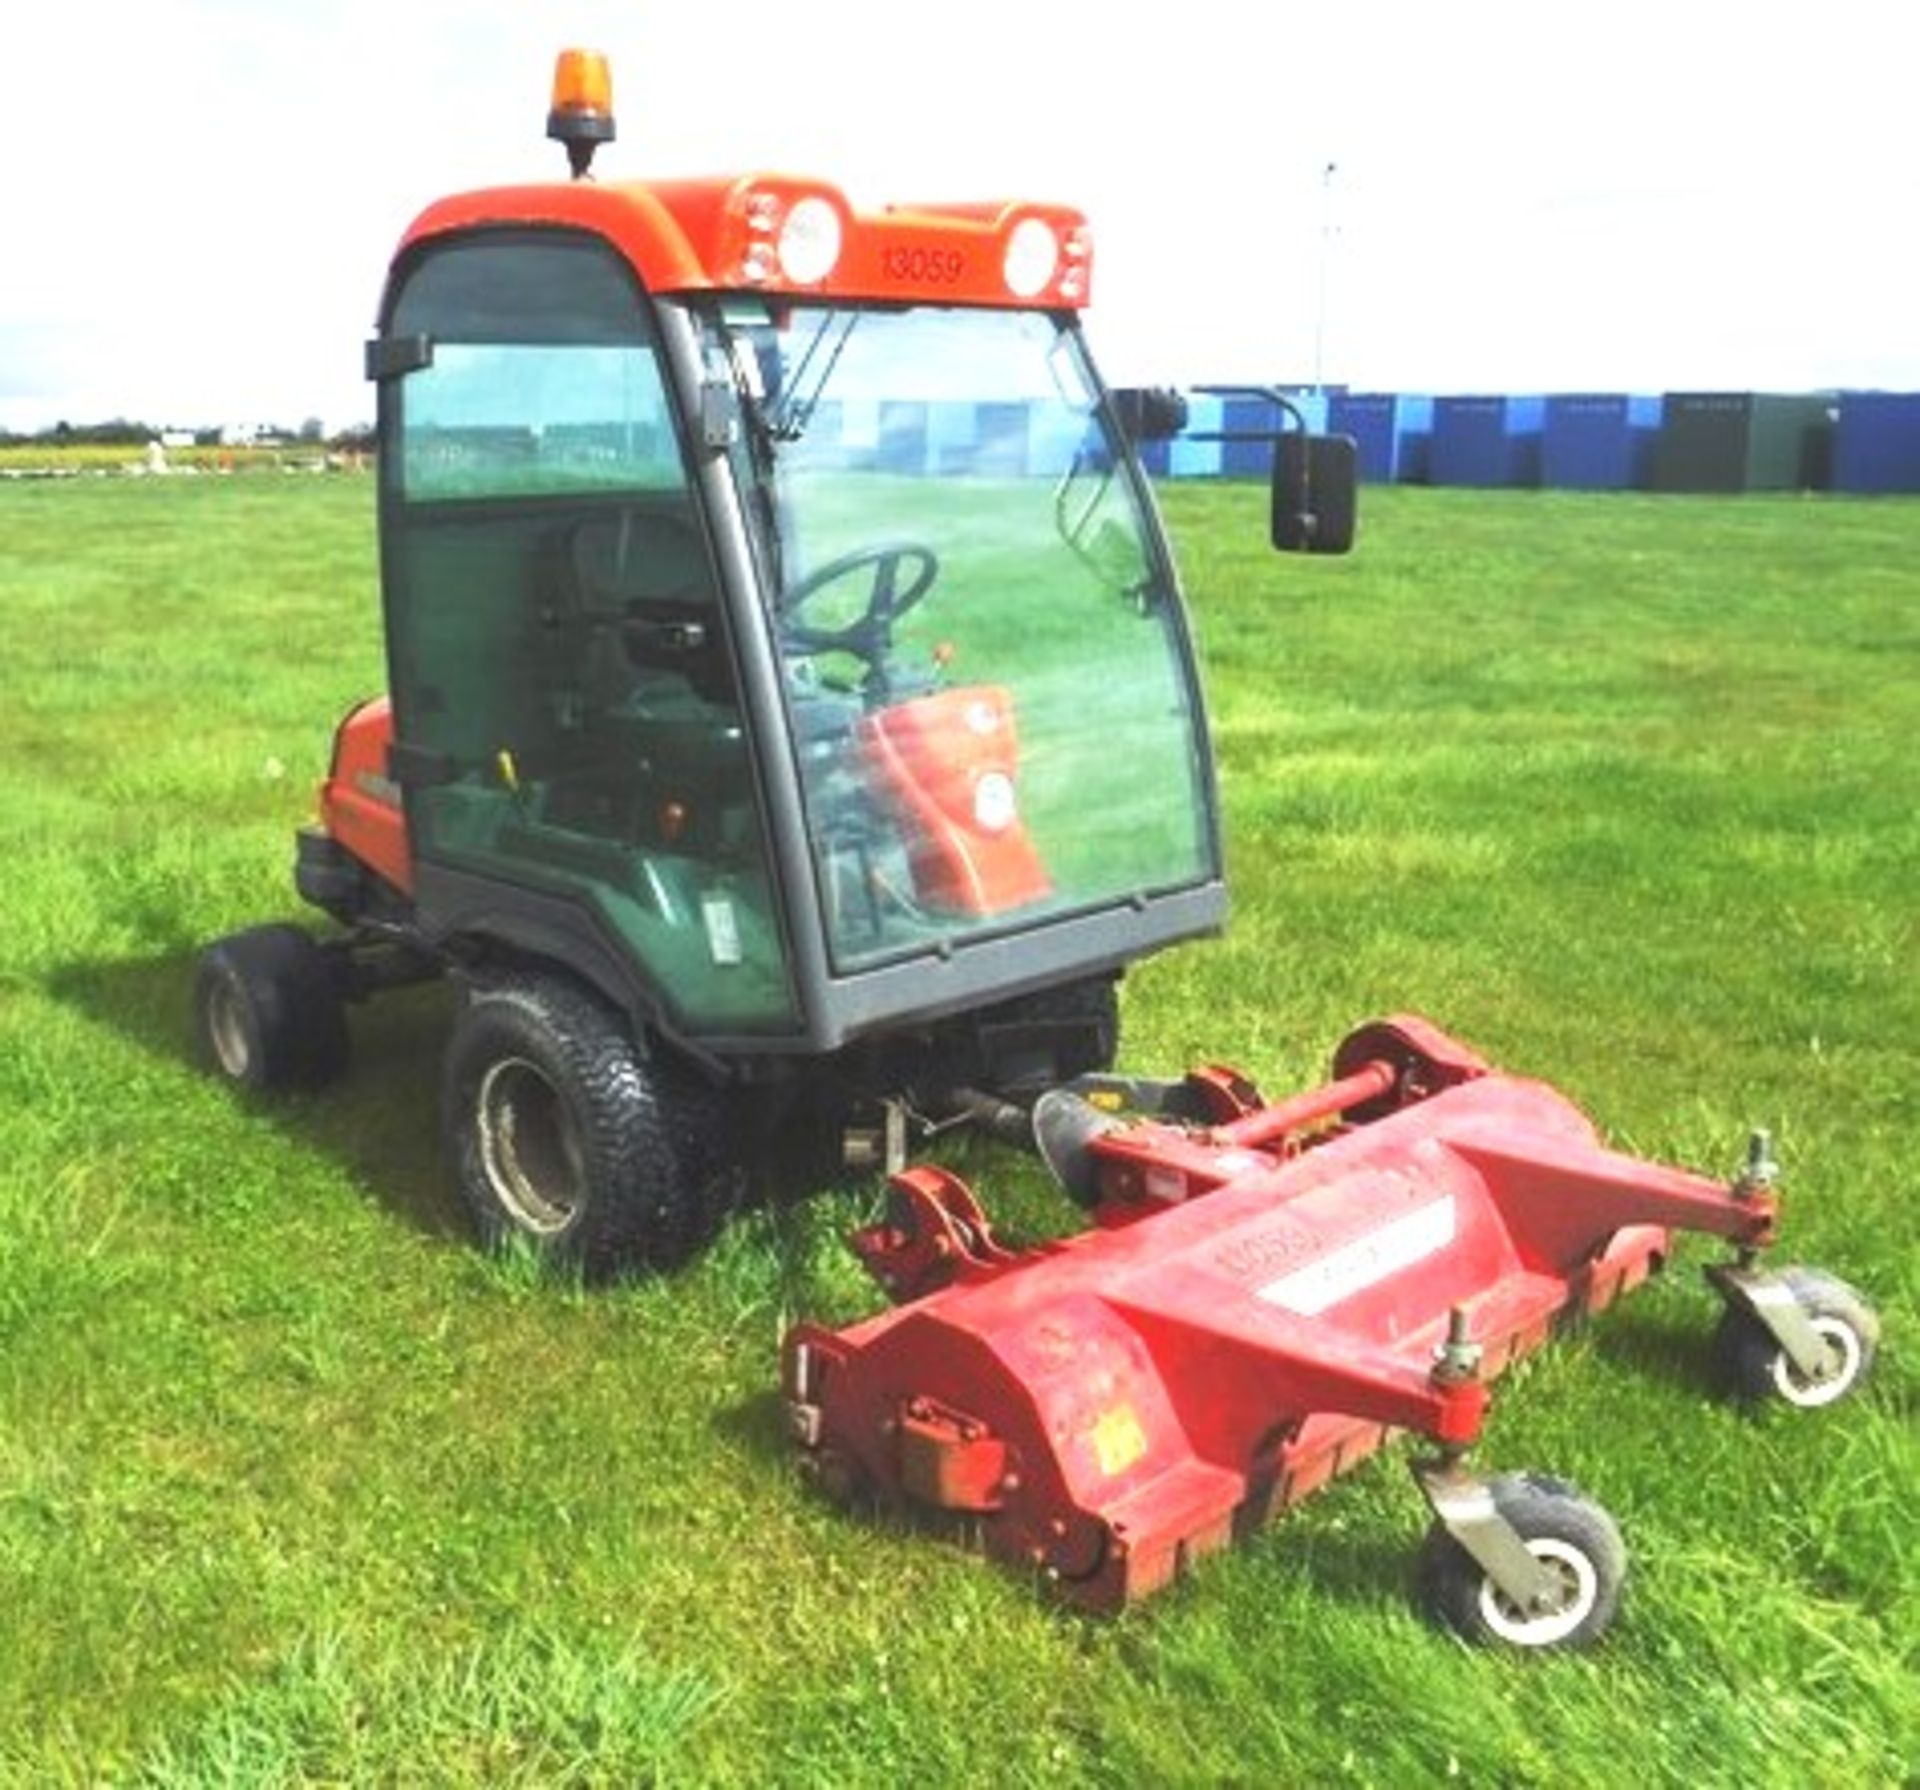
[780,542,940,672]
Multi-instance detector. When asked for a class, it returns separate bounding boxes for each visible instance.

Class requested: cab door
[372,229,797,1033]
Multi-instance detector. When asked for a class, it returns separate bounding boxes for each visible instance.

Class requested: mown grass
[1,476,1915,1785]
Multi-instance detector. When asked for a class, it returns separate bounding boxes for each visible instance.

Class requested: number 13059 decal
[881,245,967,286]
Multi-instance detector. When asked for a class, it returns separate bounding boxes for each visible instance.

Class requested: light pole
[1313,160,1338,395]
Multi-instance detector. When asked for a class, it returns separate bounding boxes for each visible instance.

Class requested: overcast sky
[3,1,1914,432]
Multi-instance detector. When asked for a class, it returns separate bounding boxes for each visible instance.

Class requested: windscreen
[702,300,1215,973]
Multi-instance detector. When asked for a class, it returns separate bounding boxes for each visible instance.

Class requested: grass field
[1,476,1914,1785]
[0,444,350,476]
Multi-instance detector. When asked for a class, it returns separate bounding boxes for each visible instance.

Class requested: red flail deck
[784,1018,1785,1613]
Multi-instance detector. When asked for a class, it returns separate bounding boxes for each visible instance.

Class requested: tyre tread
[444,972,738,1276]
[194,922,349,1091]
[1418,1472,1626,1650]
[1714,1264,1879,1406]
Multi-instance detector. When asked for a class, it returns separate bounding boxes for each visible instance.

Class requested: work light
[1002,217,1059,299]
[548,48,615,179]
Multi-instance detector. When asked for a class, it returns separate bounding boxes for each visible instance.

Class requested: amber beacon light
[548,49,615,179]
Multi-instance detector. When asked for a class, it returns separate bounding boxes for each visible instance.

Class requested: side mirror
[1272,433,1358,554]
[1111,387,1190,444]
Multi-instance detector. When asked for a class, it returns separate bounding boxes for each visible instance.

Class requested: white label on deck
[1256,1197,1457,1315]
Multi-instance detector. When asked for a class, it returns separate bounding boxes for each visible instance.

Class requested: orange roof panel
[398,175,1093,309]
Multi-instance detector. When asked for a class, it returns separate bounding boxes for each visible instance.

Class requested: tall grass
[0,476,1913,1784]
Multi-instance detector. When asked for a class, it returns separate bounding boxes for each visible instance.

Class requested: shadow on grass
[47,951,866,1267]
[713,1386,791,1465]
[48,949,465,1244]
[1581,1295,1727,1399]
[1238,1514,1420,1612]
[717,1381,1428,1633]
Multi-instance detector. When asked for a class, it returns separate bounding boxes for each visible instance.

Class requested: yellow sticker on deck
[1093,1403,1149,1477]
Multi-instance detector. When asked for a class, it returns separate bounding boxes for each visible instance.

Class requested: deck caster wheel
[1419,1473,1627,1651]
[1714,1265,1879,1410]
[798,1446,875,1512]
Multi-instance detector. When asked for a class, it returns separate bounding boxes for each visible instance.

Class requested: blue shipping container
[1026,404,1090,477]
[1431,396,1546,487]
[1541,394,1661,490]
[1200,391,1331,477]
[1833,392,1920,493]
[1394,394,1433,484]
[1182,387,1336,476]
[1328,392,1400,482]
[1136,437,1172,478]
[1167,394,1224,478]
[927,400,979,474]
[877,401,930,475]
[1220,396,1273,477]
[1291,392,1333,437]
[972,403,1030,476]
[1169,436,1224,479]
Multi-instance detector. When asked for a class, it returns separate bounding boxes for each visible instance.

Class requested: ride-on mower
[195,49,1354,1273]
[197,52,1879,1647]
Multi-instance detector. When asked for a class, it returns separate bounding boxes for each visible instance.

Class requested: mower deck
[783,1017,1878,1644]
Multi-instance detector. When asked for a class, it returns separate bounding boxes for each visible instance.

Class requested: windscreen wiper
[767,310,859,442]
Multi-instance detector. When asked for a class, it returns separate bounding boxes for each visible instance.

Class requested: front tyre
[443,973,736,1277]
[1418,1474,1627,1651]
[194,923,349,1092]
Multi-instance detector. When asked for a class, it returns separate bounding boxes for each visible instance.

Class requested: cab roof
[398,174,1093,311]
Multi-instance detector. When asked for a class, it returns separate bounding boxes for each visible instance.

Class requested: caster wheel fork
[1708,1262,1881,1409]
[1413,1461,1627,1651]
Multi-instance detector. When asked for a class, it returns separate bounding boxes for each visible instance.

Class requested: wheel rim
[476,1057,586,1236]
[1767,1315,1863,1408]
[1476,1538,1600,1647]
[205,979,254,1079]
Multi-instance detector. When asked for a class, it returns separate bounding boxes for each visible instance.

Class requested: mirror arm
[1201,383,1315,524]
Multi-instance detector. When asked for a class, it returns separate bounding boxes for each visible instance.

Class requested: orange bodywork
[319,697,412,895]
[859,685,1050,916]
[397,175,1092,311]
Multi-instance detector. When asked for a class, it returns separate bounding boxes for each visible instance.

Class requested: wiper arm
[768,310,860,442]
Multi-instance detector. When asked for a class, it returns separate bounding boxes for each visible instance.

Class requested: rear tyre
[442,972,738,1277]
[1714,1266,1879,1409]
[1418,1473,1627,1651]
[194,923,349,1092]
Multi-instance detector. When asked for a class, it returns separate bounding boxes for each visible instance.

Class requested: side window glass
[401,344,683,501]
